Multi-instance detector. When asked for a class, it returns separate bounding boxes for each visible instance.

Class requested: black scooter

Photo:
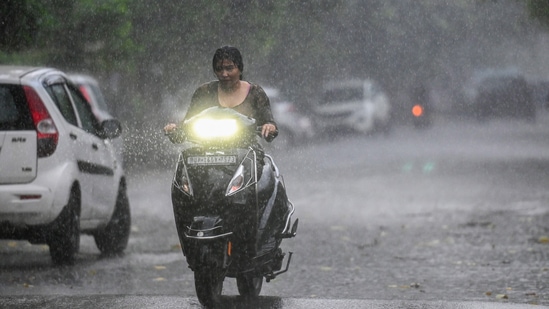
[168,107,298,307]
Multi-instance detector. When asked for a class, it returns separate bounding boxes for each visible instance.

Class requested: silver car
[314,79,392,135]
[0,66,130,265]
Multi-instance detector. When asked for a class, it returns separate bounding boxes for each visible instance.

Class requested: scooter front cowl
[184,216,233,240]
[182,216,233,271]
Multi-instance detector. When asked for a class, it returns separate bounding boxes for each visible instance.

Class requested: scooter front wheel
[236,273,263,297]
[194,268,224,307]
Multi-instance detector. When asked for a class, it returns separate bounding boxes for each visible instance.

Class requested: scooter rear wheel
[236,273,263,297]
[194,268,224,307]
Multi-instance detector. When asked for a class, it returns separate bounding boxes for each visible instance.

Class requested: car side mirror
[99,119,122,139]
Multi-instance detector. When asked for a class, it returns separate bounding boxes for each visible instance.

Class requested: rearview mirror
[99,119,122,139]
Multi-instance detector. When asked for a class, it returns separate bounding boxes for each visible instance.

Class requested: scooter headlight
[192,118,238,139]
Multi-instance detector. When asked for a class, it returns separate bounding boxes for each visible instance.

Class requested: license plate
[187,155,237,165]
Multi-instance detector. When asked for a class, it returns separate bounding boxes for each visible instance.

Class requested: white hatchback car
[314,79,392,135]
[0,66,130,265]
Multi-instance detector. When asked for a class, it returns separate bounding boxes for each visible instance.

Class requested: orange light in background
[227,241,232,256]
[412,104,424,117]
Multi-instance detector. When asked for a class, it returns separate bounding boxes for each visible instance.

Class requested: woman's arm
[252,84,278,138]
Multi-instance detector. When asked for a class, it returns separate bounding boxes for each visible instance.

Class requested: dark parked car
[471,72,535,121]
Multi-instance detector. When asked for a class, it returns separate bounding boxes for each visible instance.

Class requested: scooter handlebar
[257,126,278,143]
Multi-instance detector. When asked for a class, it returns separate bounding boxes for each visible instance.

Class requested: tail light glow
[412,104,424,117]
[24,86,59,157]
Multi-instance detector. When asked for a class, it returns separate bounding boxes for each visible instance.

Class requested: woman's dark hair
[212,46,244,80]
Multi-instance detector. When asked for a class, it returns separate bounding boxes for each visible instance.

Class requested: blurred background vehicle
[69,74,125,168]
[69,74,114,122]
[313,79,391,136]
[263,87,315,149]
[462,69,535,121]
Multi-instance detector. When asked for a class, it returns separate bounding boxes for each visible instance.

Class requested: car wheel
[377,118,393,135]
[48,187,81,266]
[94,181,131,256]
[353,114,375,135]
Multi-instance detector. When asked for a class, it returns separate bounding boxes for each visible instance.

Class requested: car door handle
[69,133,77,140]
[92,143,98,150]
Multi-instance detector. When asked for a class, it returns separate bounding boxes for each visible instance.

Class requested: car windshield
[321,87,363,104]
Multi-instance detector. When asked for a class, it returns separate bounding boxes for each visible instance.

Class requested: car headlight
[192,118,238,139]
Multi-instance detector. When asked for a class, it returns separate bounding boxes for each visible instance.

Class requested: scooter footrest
[265,251,293,282]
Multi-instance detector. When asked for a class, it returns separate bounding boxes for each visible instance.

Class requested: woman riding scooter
[164,45,277,142]
[164,46,297,307]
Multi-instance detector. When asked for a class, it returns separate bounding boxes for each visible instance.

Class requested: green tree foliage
[526,0,549,27]
[1,0,543,122]
[1,0,135,72]
[42,0,136,72]
[0,1,48,52]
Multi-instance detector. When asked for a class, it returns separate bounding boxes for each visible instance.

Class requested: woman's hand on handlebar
[261,123,276,138]
[163,123,177,135]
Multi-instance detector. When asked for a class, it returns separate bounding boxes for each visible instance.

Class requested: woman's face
[214,59,241,86]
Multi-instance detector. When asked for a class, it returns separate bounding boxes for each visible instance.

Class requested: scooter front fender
[182,216,232,271]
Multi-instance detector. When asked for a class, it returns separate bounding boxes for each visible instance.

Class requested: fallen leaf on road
[496,294,508,299]
[538,236,549,244]
[154,265,166,270]
[8,241,17,248]
[153,277,166,282]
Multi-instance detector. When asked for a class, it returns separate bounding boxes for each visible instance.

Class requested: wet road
[0,295,546,309]
[1,114,549,308]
